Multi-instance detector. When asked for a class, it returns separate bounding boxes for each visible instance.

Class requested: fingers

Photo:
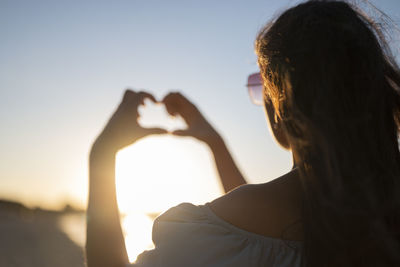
[138,91,157,105]
[164,99,179,117]
[162,91,197,117]
[120,89,199,122]
[123,89,135,100]
[162,93,178,116]
[122,89,158,106]
[162,92,189,105]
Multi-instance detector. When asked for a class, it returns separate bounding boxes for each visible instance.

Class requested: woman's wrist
[90,134,118,162]
[89,139,117,186]
[205,131,224,149]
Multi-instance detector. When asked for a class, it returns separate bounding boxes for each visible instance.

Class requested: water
[58,212,155,263]
[58,213,86,247]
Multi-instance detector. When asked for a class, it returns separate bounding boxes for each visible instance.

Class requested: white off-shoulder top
[128,202,303,267]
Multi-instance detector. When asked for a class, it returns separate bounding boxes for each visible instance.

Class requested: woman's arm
[206,135,247,193]
[86,90,166,267]
[162,92,247,193]
[87,142,128,267]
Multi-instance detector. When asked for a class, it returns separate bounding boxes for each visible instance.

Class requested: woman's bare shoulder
[209,170,303,240]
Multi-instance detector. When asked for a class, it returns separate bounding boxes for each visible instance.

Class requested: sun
[115,135,222,262]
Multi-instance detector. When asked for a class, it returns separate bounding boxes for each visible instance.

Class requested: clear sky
[1,0,400,211]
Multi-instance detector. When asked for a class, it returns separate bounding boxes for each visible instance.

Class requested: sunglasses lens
[247,72,263,106]
[248,85,263,105]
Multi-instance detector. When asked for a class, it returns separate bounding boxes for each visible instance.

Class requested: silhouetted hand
[94,90,167,153]
[162,92,220,145]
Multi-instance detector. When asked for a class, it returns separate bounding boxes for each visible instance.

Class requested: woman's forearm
[85,90,166,267]
[207,135,247,193]
[86,141,129,267]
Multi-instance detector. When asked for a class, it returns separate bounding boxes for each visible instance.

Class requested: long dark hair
[256,1,400,266]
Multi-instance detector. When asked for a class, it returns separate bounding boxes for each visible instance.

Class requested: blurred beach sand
[0,200,85,267]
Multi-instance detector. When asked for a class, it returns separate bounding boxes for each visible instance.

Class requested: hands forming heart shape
[95,90,220,153]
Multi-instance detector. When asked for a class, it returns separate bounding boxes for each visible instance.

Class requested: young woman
[86,1,400,266]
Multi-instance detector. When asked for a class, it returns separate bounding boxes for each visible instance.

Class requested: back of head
[256,1,400,266]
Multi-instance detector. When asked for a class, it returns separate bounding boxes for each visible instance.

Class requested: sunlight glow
[115,134,223,260]
[115,135,221,214]
[122,212,154,263]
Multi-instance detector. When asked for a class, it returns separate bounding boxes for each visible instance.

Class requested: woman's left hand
[93,89,167,153]
[162,92,221,145]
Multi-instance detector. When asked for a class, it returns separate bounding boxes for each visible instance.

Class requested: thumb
[141,127,168,136]
[171,129,193,137]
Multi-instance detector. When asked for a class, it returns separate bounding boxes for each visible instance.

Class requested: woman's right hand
[163,92,247,192]
[92,90,167,154]
[162,92,221,145]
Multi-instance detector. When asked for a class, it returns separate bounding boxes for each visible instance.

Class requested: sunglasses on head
[246,72,263,106]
